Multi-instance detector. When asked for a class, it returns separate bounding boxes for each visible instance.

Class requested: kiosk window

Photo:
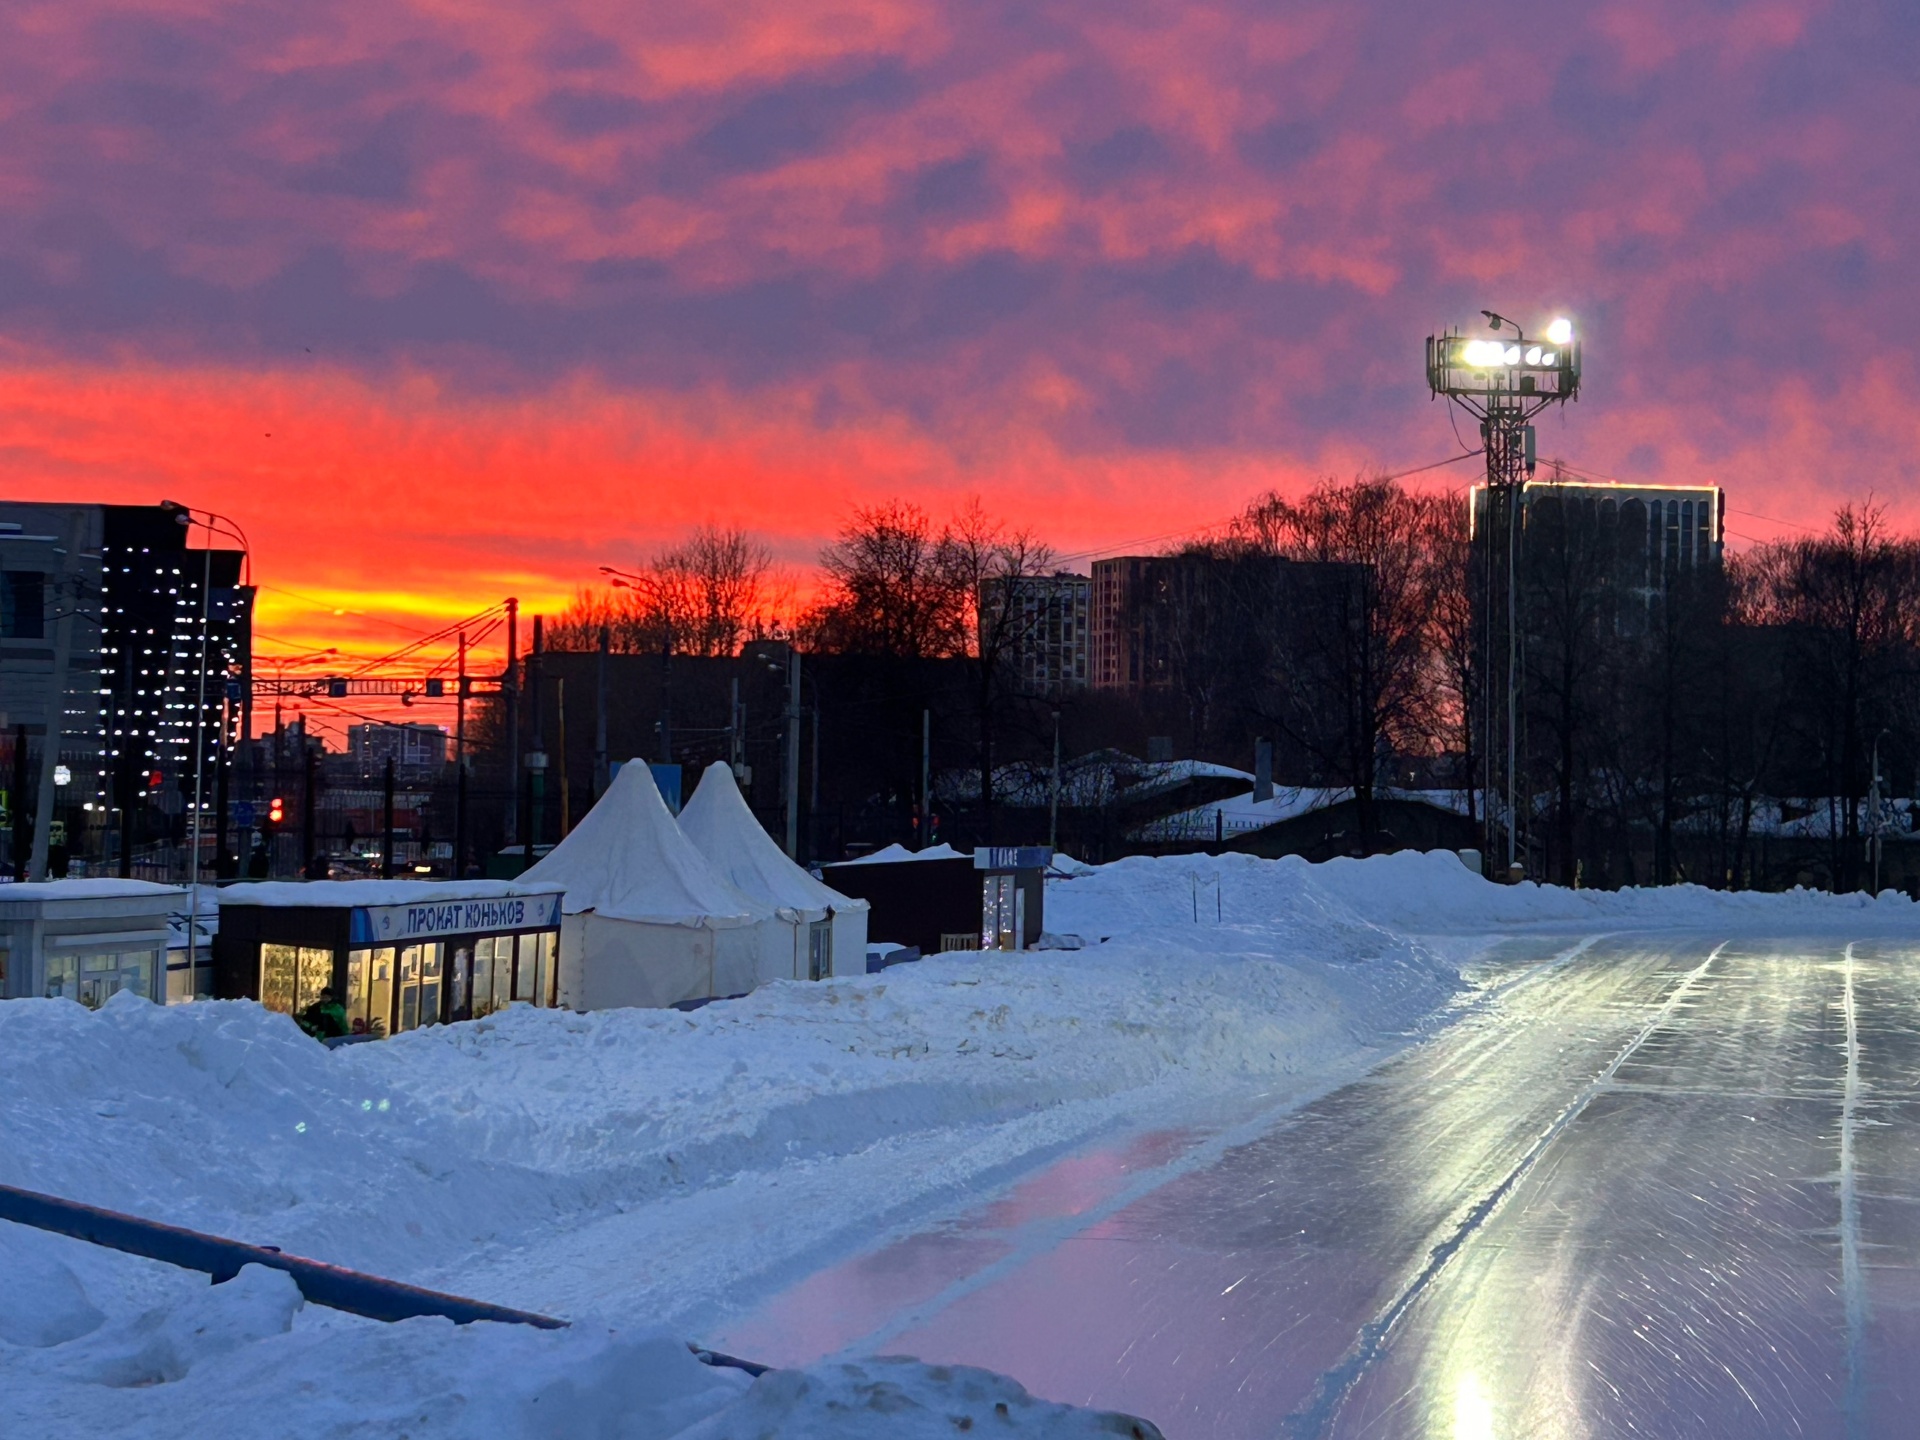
[450,945,472,1019]
[471,938,496,1017]
[418,942,444,1027]
[512,934,538,1002]
[346,948,394,1037]
[261,945,332,1015]
[532,931,556,1007]
[397,945,422,1032]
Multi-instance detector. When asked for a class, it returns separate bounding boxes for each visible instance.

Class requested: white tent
[521,760,799,1010]
[679,762,870,979]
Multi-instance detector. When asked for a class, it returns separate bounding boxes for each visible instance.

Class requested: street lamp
[158,501,251,989]
[1424,312,1584,880]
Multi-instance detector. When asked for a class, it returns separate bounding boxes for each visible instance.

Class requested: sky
[3,0,1918,679]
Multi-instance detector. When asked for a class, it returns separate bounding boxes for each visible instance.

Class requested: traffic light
[267,796,285,827]
[147,770,164,790]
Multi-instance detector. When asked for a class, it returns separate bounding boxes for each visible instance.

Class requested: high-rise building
[1470,478,1725,624]
[347,722,450,781]
[980,571,1092,694]
[0,501,252,875]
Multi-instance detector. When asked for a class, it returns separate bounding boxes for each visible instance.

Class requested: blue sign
[973,846,1053,871]
[649,763,683,814]
[349,892,564,945]
[234,801,255,826]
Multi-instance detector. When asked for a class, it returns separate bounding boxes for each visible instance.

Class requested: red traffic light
[147,770,164,789]
[268,797,285,824]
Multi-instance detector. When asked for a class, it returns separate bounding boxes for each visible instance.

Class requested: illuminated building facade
[0,500,252,874]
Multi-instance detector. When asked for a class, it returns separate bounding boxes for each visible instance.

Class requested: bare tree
[548,524,775,656]
[1236,476,1444,849]
[1744,502,1920,889]
[807,501,967,659]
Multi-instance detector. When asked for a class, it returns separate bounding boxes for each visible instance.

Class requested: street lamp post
[1424,313,1582,879]
[159,502,250,991]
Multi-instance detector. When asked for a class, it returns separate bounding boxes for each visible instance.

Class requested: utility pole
[594,624,609,800]
[381,755,396,880]
[10,724,28,882]
[556,678,570,839]
[524,614,544,870]
[920,709,931,851]
[29,512,83,881]
[455,630,468,878]
[504,597,519,848]
[784,648,801,858]
[1869,734,1887,894]
[808,696,820,865]
[659,622,674,766]
[728,677,743,774]
[117,650,136,879]
[1048,709,1062,852]
[301,743,318,879]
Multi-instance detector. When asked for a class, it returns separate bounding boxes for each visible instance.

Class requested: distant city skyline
[2,1,1913,662]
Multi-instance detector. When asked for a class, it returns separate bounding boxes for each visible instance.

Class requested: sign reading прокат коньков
[349,893,564,945]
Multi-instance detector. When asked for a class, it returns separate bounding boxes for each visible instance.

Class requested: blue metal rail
[0,1181,769,1374]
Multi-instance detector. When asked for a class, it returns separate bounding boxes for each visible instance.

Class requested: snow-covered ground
[3,851,1913,1438]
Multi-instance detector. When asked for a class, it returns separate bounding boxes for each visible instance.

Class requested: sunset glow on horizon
[5,0,1917,688]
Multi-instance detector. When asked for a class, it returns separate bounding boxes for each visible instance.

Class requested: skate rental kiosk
[212,879,565,1036]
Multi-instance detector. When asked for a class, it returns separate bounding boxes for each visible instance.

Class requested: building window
[1,571,46,639]
[261,944,332,1017]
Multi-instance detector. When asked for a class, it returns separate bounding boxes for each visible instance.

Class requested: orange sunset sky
[5,0,1919,689]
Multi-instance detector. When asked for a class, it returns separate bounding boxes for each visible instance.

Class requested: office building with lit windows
[0,500,252,877]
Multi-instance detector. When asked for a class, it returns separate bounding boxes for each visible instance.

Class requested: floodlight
[1524,346,1542,365]
[1540,350,1557,367]
[1500,345,1518,364]
[1546,317,1573,345]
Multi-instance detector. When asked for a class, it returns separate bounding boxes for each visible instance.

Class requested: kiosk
[213,880,564,1036]
[0,879,181,1004]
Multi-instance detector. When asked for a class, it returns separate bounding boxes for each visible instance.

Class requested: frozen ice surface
[4,851,1916,1436]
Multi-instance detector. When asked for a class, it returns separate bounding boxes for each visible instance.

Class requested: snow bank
[0,1250,1161,1440]
[1047,848,1920,941]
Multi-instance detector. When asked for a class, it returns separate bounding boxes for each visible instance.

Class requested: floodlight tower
[1425,313,1582,875]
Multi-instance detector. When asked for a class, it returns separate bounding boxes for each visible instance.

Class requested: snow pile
[1047,848,1920,941]
[0,1245,1162,1440]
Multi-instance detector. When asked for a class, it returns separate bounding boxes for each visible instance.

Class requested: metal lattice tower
[1425,314,1582,875]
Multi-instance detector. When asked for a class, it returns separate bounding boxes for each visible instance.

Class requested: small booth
[0,879,182,1005]
[822,845,1049,956]
[213,880,565,1037]
[678,762,870,980]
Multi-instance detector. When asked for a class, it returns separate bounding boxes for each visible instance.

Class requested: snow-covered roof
[835,842,970,865]
[521,759,768,927]
[0,878,184,902]
[1134,786,1475,843]
[679,762,867,919]
[217,878,562,908]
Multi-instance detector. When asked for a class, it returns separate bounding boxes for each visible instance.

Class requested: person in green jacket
[299,987,351,1040]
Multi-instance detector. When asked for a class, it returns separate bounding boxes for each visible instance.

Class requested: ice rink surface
[719,933,1919,1439]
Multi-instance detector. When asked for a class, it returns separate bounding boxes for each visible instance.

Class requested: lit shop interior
[211,884,564,1036]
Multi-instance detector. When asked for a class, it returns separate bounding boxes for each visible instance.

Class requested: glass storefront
[323,927,555,1037]
[259,944,333,1015]
[46,947,159,1007]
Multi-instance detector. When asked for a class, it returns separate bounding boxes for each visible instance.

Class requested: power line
[1050,449,1486,567]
